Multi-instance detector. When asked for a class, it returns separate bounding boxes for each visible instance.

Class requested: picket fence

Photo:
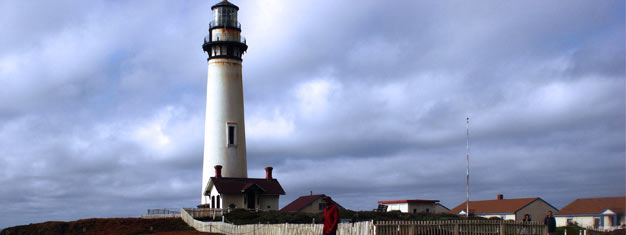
[376,220,546,235]
[181,208,374,235]
[181,209,548,235]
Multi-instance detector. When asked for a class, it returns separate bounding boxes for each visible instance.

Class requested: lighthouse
[201,0,249,204]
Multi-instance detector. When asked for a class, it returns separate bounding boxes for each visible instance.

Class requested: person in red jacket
[321,196,339,235]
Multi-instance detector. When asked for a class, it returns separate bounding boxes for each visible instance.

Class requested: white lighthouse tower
[201,0,248,204]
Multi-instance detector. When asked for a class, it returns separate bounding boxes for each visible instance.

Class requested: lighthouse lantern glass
[213,7,237,28]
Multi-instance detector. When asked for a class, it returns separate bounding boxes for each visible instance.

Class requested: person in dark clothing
[521,214,532,235]
[321,196,339,235]
[544,211,556,235]
[523,214,532,222]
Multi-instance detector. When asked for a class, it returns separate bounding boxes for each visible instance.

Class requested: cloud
[0,0,624,229]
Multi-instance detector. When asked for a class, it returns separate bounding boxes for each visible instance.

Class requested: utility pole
[466,117,470,217]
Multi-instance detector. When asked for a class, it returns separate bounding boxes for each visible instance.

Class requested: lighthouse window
[227,123,237,146]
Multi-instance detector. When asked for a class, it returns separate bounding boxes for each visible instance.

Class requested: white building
[203,166,285,210]
[377,199,442,214]
[450,194,558,222]
[555,197,625,229]
[199,0,284,209]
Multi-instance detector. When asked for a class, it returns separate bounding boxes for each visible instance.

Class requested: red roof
[209,177,285,195]
[449,198,556,214]
[281,194,326,212]
[378,199,440,204]
[556,197,625,215]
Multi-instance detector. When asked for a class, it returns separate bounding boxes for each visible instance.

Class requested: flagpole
[466,117,470,217]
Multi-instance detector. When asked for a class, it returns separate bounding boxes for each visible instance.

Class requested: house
[281,194,344,213]
[555,196,625,229]
[434,203,451,213]
[377,199,442,214]
[449,194,558,221]
[203,165,285,210]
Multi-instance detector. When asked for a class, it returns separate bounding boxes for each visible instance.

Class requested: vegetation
[198,209,487,225]
[1,218,218,235]
[554,224,584,235]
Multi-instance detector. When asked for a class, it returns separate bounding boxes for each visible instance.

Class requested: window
[227,123,237,146]
[217,195,221,208]
[212,196,215,209]
[319,203,325,210]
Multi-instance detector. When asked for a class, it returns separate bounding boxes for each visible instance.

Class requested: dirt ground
[1,217,222,235]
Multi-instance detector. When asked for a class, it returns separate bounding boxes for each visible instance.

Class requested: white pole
[466,117,470,217]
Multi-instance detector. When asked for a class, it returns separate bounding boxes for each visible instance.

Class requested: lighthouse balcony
[209,20,241,30]
[204,35,246,45]
[203,34,248,60]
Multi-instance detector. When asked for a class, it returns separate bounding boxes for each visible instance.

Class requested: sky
[0,0,624,229]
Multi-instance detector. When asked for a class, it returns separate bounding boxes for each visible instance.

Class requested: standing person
[523,214,532,222]
[321,196,339,235]
[521,214,532,235]
[544,211,556,235]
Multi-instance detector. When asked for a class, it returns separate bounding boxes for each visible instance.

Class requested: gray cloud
[0,0,624,229]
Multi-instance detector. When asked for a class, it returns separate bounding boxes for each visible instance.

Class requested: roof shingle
[556,197,625,215]
[378,199,440,204]
[449,198,544,214]
[281,194,326,212]
[209,177,285,195]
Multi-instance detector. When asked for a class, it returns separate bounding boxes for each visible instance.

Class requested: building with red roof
[202,165,285,210]
[281,194,344,213]
[449,194,558,221]
[555,196,625,229]
[377,198,447,214]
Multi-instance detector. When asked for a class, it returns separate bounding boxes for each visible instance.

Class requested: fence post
[500,221,505,235]
[455,223,460,235]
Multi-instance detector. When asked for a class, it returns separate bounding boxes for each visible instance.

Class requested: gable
[450,198,539,214]
[204,177,286,195]
[281,195,325,212]
[556,197,626,215]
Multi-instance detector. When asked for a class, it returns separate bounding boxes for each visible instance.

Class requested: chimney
[214,165,222,178]
[265,166,273,179]
[497,194,503,200]
[310,191,313,196]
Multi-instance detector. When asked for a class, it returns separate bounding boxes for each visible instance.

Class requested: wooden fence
[376,220,546,235]
[180,208,548,235]
[183,208,229,220]
[141,208,181,219]
[181,208,374,234]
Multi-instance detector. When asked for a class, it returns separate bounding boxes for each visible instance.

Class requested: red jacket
[323,204,339,233]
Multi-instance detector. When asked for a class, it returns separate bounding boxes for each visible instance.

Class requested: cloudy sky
[1,0,624,229]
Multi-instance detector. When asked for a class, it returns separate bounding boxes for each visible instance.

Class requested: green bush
[217,209,473,225]
[554,224,584,235]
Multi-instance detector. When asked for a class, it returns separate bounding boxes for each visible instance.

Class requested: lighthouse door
[246,192,255,209]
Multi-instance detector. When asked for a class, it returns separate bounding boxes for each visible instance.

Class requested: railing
[181,212,548,235]
[209,20,241,29]
[375,220,546,235]
[203,35,246,44]
[181,208,375,235]
[141,208,181,219]
[184,208,230,220]
[584,226,625,235]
